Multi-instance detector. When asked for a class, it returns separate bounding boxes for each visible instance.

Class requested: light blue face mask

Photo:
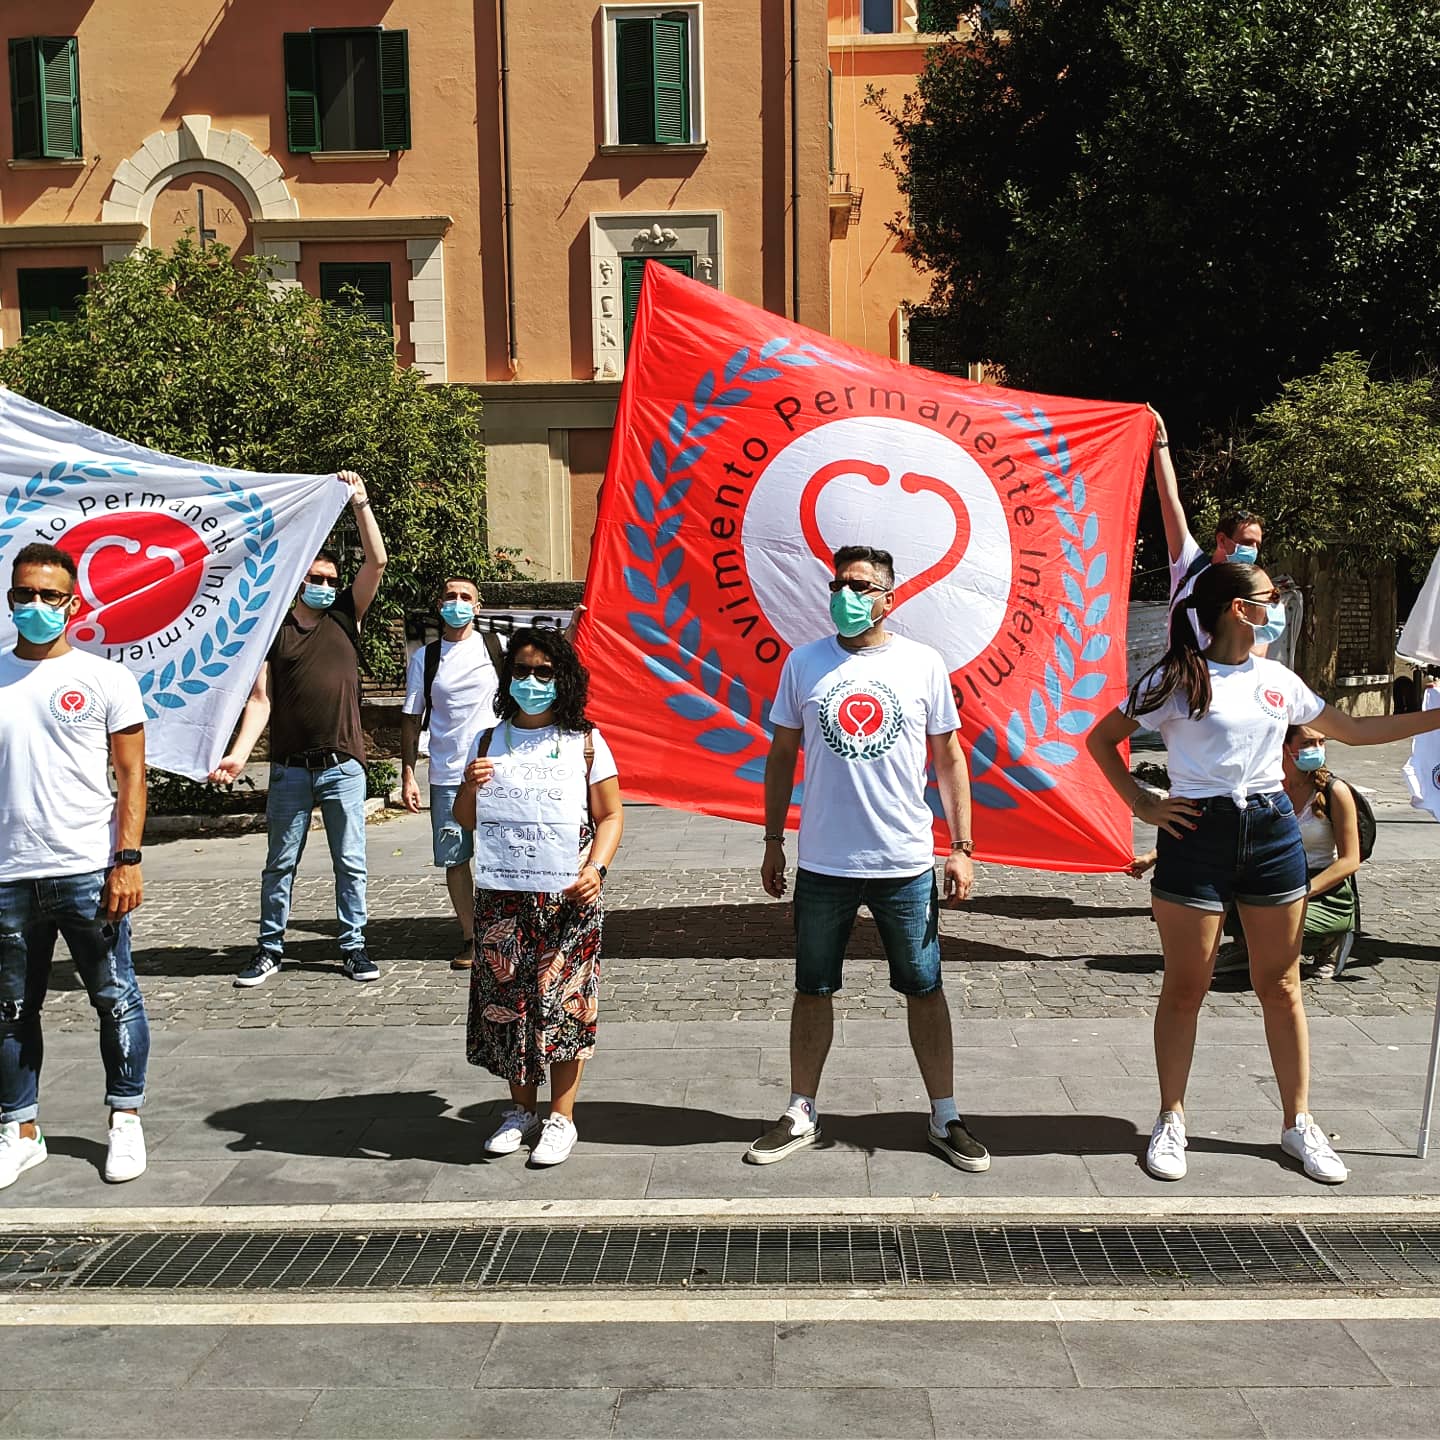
[1296,744,1326,772]
[1225,543,1259,565]
[12,602,68,645]
[510,676,557,715]
[1254,605,1287,645]
[440,599,475,629]
[302,583,337,611]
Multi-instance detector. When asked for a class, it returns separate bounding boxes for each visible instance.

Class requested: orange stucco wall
[827,0,949,359]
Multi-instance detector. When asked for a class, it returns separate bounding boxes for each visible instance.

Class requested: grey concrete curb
[144,796,390,839]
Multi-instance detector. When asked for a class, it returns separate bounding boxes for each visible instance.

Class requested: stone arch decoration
[100,115,298,261]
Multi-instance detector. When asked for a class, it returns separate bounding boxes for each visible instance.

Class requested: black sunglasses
[8,586,72,607]
[827,578,890,596]
[1241,589,1282,606]
[304,574,338,588]
[511,663,555,682]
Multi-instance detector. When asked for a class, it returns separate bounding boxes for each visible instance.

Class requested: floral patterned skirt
[466,872,603,1087]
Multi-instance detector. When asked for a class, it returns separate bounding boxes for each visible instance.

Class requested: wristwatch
[589,862,608,880]
[950,840,975,857]
[112,849,143,866]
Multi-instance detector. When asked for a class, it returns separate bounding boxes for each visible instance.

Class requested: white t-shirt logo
[49,683,99,725]
[1254,683,1287,721]
[1432,763,1440,792]
[818,678,903,762]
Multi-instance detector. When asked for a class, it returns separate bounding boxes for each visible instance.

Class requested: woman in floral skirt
[454,627,622,1167]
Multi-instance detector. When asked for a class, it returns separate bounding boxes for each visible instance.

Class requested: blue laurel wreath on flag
[0,460,134,553]
[139,475,278,717]
[960,407,1111,811]
[623,338,824,787]
[623,351,1113,808]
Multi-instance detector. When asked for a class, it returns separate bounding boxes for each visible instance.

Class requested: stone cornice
[252,216,453,243]
[0,222,147,248]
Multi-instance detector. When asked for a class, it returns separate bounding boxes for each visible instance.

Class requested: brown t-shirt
[267,588,366,764]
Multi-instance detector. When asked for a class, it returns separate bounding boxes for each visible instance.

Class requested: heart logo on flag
[799,459,971,611]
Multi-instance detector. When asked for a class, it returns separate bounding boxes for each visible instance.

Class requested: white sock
[786,1093,817,1130]
[930,1097,959,1135]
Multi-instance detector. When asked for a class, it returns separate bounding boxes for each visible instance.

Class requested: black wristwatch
[112,849,143,866]
[589,862,608,880]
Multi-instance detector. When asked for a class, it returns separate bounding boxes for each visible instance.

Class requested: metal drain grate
[7,1222,1440,1294]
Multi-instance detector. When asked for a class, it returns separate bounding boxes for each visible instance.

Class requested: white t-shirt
[771,634,959,879]
[1126,655,1324,803]
[1169,530,1211,645]
[403,632,503,786]
[0,647,146,882]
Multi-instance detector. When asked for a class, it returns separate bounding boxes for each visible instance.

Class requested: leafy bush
[0,239,523,685]
[146,768,261,817]
[364,760,398,800]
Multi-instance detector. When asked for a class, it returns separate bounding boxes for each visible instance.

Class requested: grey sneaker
[744,1111,820,1166]
[928,1117,991,1172]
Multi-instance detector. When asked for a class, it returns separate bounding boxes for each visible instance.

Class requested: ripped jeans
[0,870,149,1124]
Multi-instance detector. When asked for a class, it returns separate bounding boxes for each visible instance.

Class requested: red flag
[577,265,1152,872]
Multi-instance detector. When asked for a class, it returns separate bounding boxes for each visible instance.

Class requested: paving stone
[0,1327,225,1390]
[1241,1385,1440,1439]
[0,1389,317,1439]
[928,1386,1261,1438]
[296,1389,620,1439]
[613,1386,935,1439]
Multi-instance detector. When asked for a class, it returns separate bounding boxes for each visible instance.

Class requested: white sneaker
[1281,1113,1349,1184]
[0,1122,47,1189]
[104,1113,146,1183]
[1146,1110,1188,1180]
[530,1114,577,1167]
[484,1106,540,1157]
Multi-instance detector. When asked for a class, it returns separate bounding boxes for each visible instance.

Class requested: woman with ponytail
[1088,562,1440,1185]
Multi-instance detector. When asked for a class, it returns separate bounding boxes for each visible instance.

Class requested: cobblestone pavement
[41,856,1438,1031]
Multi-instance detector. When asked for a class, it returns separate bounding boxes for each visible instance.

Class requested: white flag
[0,387,348,779]
[1399,544,1440,666]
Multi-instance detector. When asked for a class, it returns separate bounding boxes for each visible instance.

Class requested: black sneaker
[928,1117,991,1172]
[234,950,283,988]
[342,948,379,982]
[744,1112,820,1166]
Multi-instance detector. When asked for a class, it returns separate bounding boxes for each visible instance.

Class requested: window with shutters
[904,308,963,375]
[319,263,394,330]
[620,254,694,350]
[603,5,703,147]
[18,268,87,334]
[284,29,410,154]
[8,37,81,160]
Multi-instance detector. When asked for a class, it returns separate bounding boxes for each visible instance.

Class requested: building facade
[0,1,830,580]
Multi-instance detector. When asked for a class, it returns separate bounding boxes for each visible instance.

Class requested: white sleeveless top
[1297,793,1337,871]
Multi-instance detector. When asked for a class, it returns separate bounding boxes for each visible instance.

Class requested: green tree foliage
[0,240,512,682]
[1201,352,1440,566]
[885,0,1440,438]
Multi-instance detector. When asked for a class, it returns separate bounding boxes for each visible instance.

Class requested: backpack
[1326,777,1376,863]
[421,630,505,732]
[1170,549,1211,603]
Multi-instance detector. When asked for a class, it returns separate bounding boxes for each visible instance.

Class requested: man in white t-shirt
[400,576,504,970]
[0,543,150,1192]
[747,544,989,1173]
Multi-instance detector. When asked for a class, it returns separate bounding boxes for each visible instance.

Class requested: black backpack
[420,630,505,731]
[1170,549,1211,602]
[1326,777,1376,863]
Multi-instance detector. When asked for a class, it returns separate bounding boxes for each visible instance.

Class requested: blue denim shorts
[1152,792,1307,913]
[429,784,475,867]
[793,867,941,997]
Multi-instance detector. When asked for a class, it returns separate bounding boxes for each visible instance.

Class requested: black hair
[1129,562,1269,719]
[13,542,78,585]
[493,626,592,732]
[1217,510,1263,540]
[833,544,895,590]
[442,575,481,597]
[313,548,342,571]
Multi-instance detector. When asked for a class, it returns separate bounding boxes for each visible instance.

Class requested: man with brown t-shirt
[209,472,387,986]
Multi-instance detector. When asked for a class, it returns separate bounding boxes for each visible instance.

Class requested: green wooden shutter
[320,262,393,328]
[622,254,694,351]
[615,18,655,145]
[18,268,86,334]
[378,30,410,150]
[38,37,80,159]
[284,33,321,152]
[8,39,41,159]
[651,16,689,144]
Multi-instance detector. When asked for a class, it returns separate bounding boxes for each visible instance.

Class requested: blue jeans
[0,870,150,1123]
[793,867,941,997]
[259,759,368,954]
[429,784,474,868]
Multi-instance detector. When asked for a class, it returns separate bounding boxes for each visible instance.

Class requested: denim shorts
[793,867,941,997]
[1152,792,1307,913]
[429,784,475,867]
